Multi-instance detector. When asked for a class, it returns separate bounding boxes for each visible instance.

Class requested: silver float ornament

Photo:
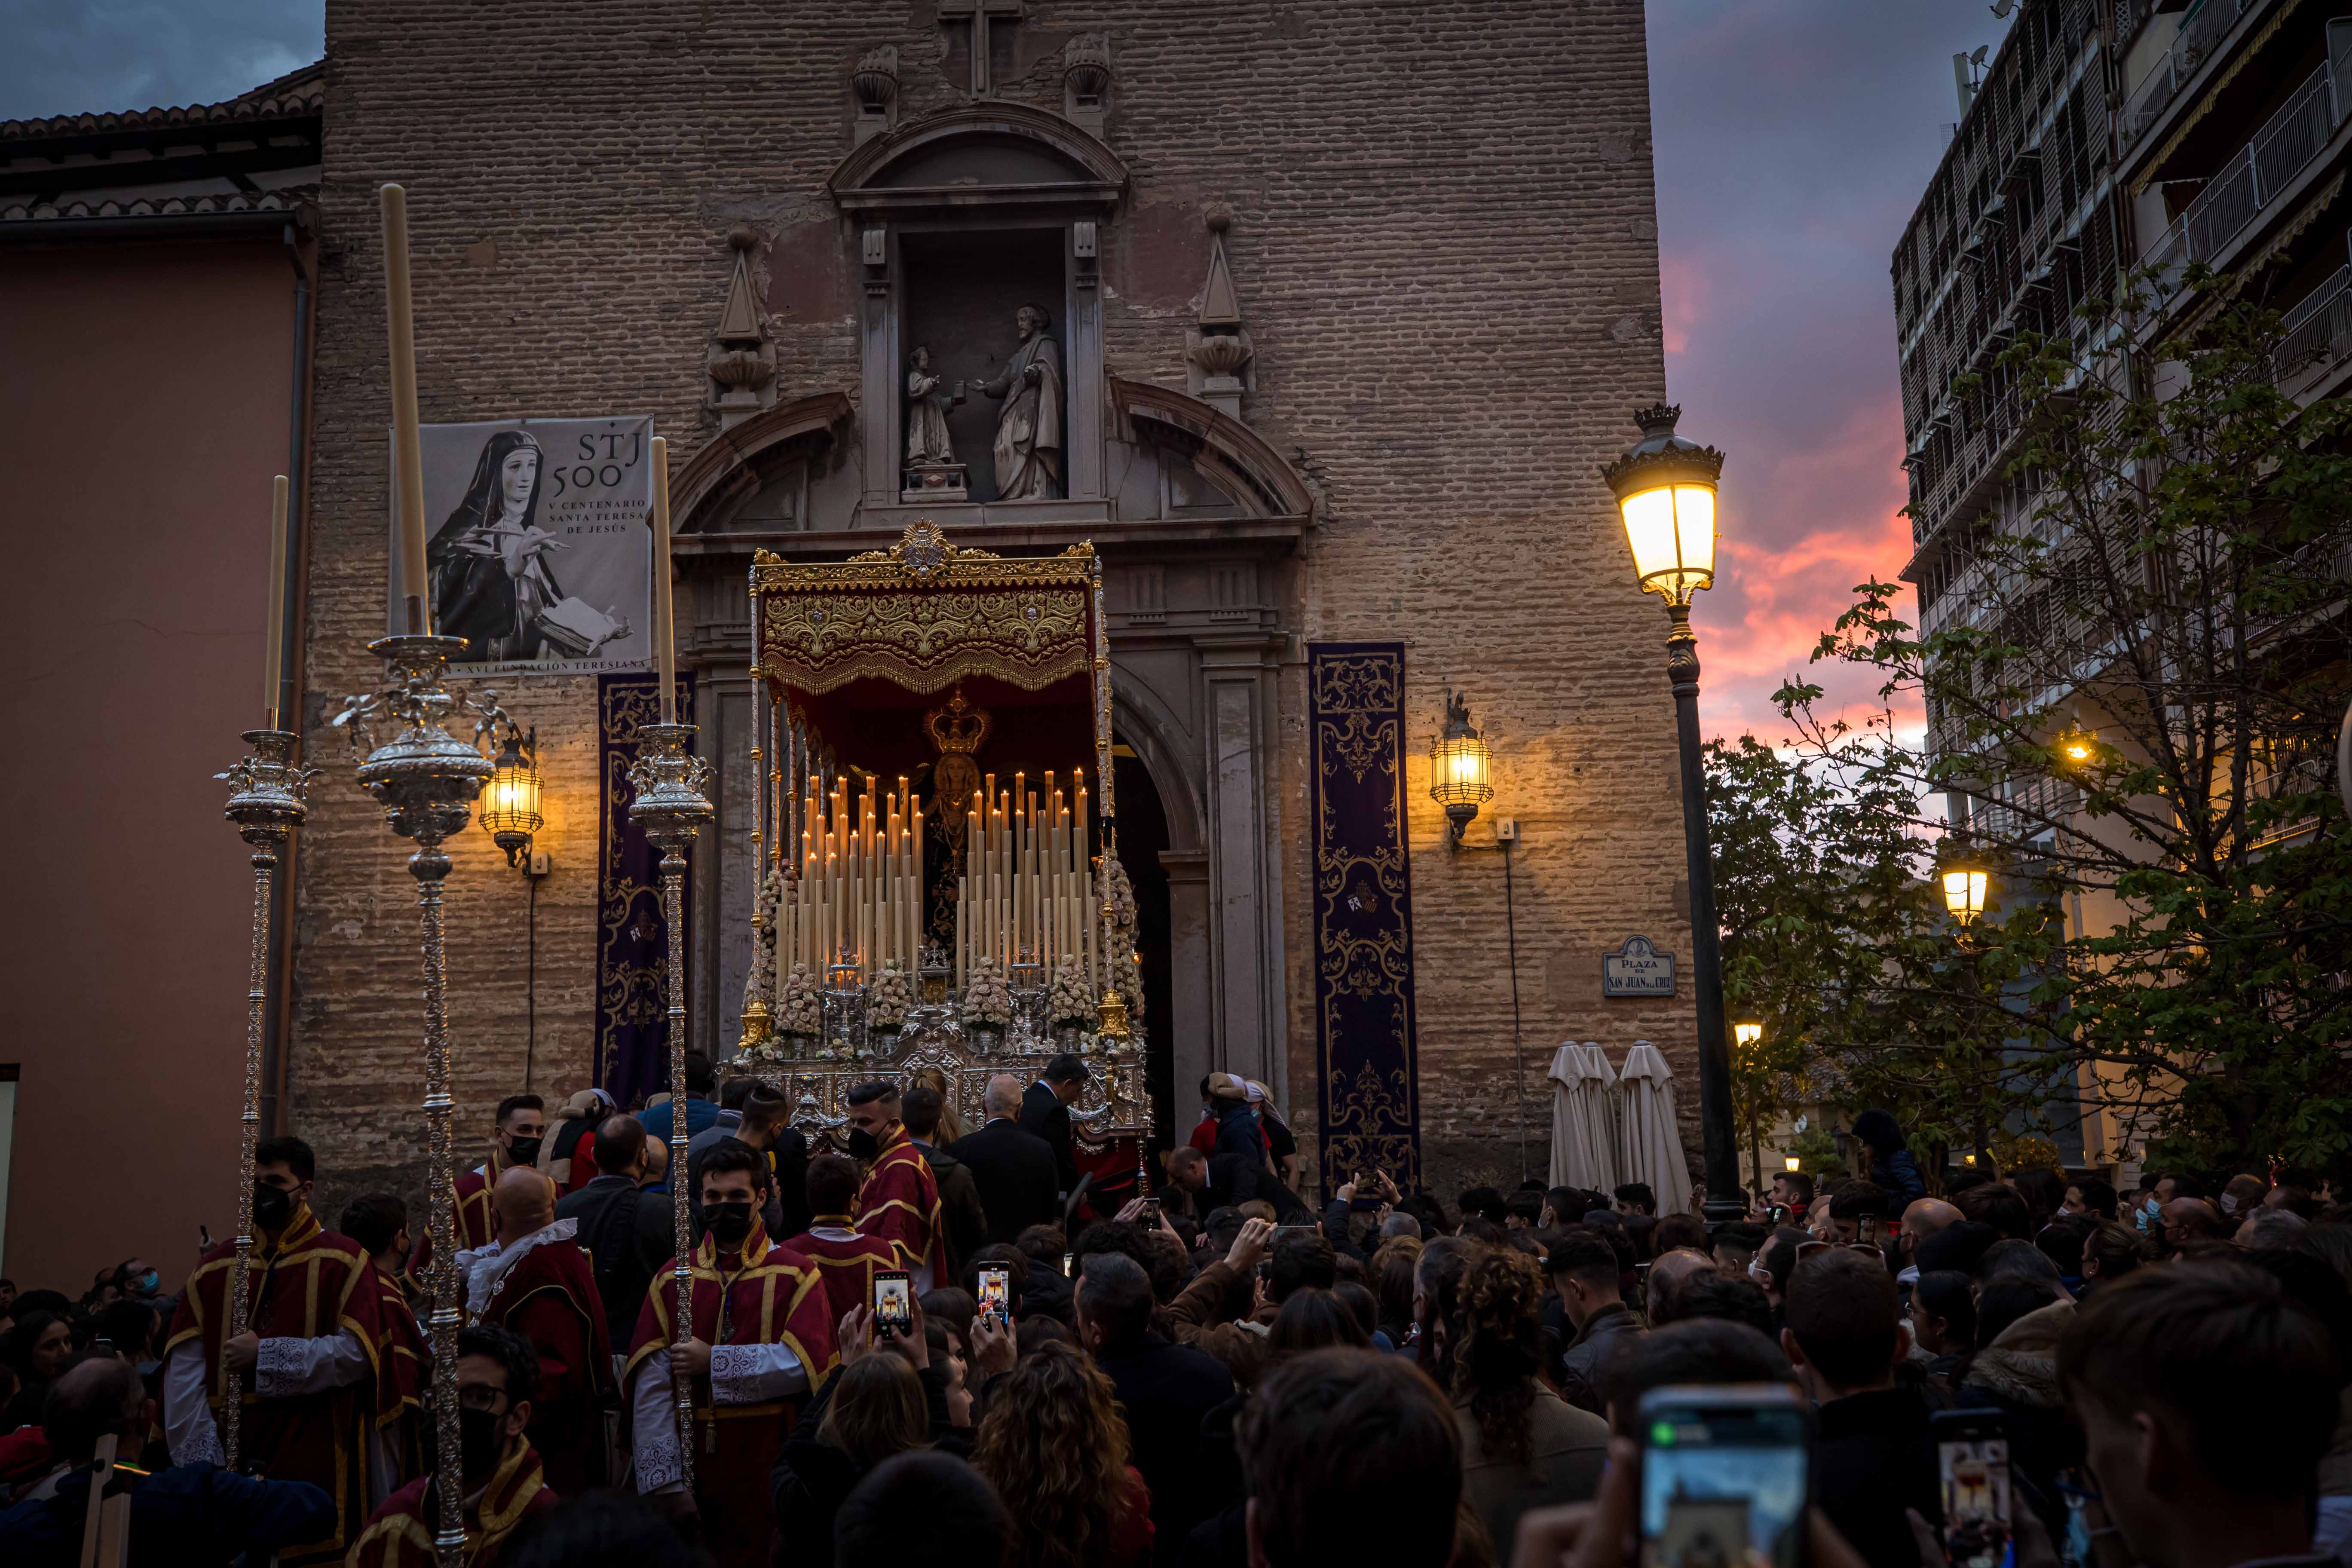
[334,632,506,1568]
[215,728,316,1473]
[627,720,714,1494]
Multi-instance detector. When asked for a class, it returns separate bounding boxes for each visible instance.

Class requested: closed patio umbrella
[1615,1039,1693,1217]
[1546,1041,1607,1190]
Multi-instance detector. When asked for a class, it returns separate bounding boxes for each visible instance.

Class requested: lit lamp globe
[1784,1155,1801,1173]
[2055,727,2096,767]
[479,727,544,867]
[1940,859,1990,928]
[1605,404,1725,608]
[1733,1020,1764,1051]
[1429,689,1495,847]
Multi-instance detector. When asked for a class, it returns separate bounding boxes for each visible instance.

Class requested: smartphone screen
[1933,1411,2012,1568]
[1062,1251,1075,1278]
[871,1270,913,1338]
[1858,1214,1881,1245]
[977,1266,1011,1325]
[1768,1204,1792,1227]
[1638,1385,1810,1568]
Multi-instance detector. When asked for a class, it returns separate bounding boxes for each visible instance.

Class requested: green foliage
[1785,1127,1848,1182]
[1764,267,2352,1176]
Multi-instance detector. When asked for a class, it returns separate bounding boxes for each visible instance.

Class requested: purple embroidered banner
[1306,643,1423,1192]
[596,671,694,1106]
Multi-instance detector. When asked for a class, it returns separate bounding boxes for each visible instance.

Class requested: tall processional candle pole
[217,473,314,1473]
[627,435,714,1493]
[333,183,517,1568]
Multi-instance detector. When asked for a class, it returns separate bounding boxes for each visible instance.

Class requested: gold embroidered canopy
[750,521,1113,816]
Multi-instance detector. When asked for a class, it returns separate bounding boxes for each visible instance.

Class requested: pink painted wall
[0,238,297,1296]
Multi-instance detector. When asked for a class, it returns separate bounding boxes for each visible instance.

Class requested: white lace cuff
[634,1427,684,1493]
[710,1342,805,1405]
[253,1336,305,1398]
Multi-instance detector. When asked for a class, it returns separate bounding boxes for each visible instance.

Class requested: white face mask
[2220,1194,2241,1216]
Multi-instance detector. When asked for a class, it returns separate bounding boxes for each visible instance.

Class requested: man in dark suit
[1075,1253,1237,1548]
[1020,1052,1090,1200]
[949,1073,1060,1244]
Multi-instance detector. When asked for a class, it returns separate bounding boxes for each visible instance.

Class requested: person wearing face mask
[627,1140,839,1568]
[845,1080,945,1294]
[462,1167,612,1497]
[450,1094,547,1255]
[350,1324,556,1568]
[162,1135,398,1567]
[340,1194,430,1489]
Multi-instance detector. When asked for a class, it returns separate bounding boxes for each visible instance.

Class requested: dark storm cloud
[0,1,321,122]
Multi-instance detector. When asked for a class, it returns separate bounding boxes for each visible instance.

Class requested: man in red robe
[341,1192,431,1487]
[349,1323,556,1568]
[789,1152,905,1324]
[627,1140,837,1568]
[847,1080,944,1292]
[465,1166,612,1495]
[450,1093,547,1253]
[163,1135,394,1568]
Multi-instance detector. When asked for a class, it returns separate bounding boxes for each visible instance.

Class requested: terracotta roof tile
[0,60,323,143]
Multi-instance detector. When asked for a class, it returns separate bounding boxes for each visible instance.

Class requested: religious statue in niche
[977,303,1064,500]
[902,345,970,501]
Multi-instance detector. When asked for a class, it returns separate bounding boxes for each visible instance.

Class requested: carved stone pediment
[829,101,1127,215]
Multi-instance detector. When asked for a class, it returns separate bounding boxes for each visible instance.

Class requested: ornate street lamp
[1428,689,1496,848]
[1940,850,1991,928]
[1605,403,1740,1225]
[478,721,545,868]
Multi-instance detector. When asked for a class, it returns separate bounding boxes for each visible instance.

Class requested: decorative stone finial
[1204,201,1233,234]
[728,223,760,253]
[852,45,900,115]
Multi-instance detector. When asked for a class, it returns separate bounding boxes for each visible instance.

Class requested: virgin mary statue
[429,429,565,662]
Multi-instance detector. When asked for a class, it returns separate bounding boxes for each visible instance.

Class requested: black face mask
[504,1136,543,1167]
[704,1203,755,1246]
[253,1184,294,1233]
[845,1127,880,1161]
[459,1406,505,1483]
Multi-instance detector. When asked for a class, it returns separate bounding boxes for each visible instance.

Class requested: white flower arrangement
[1049,960,1095,1028]
[867,964,912,1032]
[1103,856,1138,933]
[963,957,1014,1029]
[777,962,821,1037]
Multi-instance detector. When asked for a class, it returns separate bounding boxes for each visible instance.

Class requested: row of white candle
[956,769,1097,995]
[779,779,925,978]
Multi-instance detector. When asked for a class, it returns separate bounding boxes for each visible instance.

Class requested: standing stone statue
[978,303,1063,500]
[905,345,963,465]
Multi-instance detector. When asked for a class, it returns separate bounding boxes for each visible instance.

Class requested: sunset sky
[6,2,2015,743]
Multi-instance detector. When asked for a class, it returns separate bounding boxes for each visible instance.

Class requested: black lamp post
[1603,403,1742,1225]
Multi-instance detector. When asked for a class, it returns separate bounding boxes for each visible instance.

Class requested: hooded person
[1849,1110,1926,1210]
[461,1167,612,1496]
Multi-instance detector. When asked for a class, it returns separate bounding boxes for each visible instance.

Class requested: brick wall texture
[295,0,1700,1217]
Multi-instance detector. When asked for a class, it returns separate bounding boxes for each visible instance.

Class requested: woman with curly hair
[972,1340,1152,1568]
[1448,1246,1611,1551]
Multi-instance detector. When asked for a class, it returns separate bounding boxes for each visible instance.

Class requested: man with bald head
[1644,1247,1719,1326]
[948,1071,1059,1244]
[1897,1197,1962,1285]
[557,1114,676,1349]
[466,1165,611,1493]
[0,1354,337,1562]
[2158,1196,2225,1254]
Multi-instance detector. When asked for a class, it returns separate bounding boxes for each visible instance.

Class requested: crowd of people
[0,1074,2348,1568]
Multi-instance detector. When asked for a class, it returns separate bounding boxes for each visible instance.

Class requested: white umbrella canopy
[1616,1039,1694,1216]
[1546,1042,1608,1190]
[1577,1041,1623,1190]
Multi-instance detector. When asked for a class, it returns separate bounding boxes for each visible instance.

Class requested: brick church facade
[279,0,1695,1211]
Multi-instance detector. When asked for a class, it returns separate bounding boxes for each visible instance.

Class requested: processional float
[727,521,1155,1192]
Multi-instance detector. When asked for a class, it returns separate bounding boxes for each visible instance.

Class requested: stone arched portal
[663,103,1311,1131]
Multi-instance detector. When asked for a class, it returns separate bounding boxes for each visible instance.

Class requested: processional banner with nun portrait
[386,415,654,675]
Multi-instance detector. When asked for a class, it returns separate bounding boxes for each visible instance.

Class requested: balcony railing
[2122,0,2260,147]
[2274,263,2352,387]
[2144,46,2352,286]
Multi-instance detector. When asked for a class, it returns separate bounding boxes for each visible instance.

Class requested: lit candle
[649,435,677,724]
[379,184,431,635]
[264,473,289,727]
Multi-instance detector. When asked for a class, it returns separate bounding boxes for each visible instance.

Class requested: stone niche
[900,227,1065,504]
[834,102,1124,526]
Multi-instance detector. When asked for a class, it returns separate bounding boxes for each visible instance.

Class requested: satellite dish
[1971,44,1990,66]
[1991,0,2015,15]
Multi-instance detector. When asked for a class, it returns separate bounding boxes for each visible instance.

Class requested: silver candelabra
[627,720,713,1496]
[215,729,316,1472]
[335,634,506,1568]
